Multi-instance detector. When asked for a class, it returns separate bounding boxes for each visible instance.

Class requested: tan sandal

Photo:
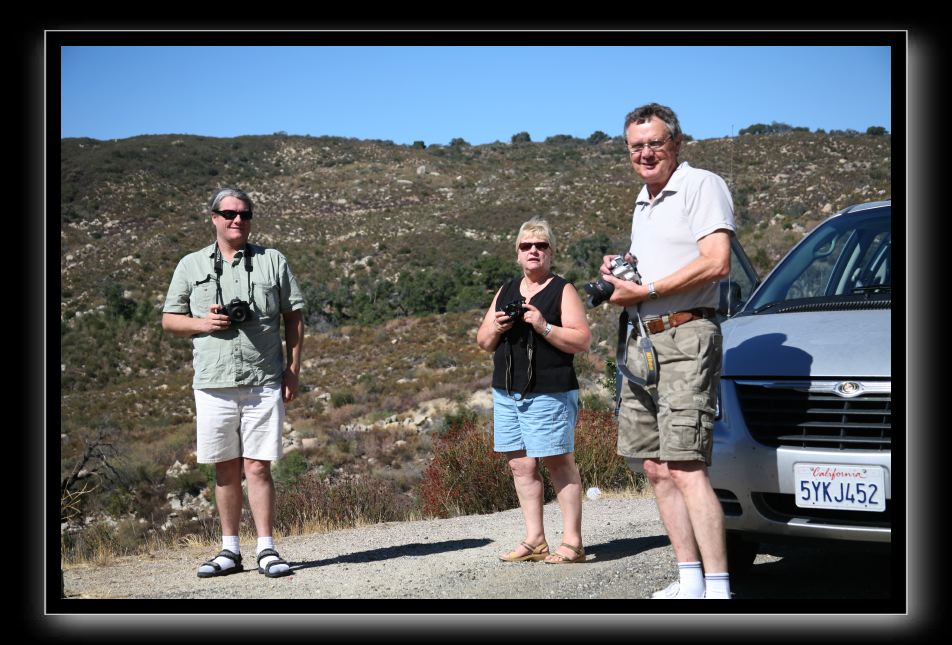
[544,542,586,564]
[498,541,549,562]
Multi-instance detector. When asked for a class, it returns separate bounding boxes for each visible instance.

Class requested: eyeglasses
[626,136,672,156]
[518,241,550,252]
[213,209,253,220]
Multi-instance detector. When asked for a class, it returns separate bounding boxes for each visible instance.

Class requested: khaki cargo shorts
[617,317,722,465]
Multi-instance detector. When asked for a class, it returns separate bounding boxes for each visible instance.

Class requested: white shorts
[194,384,284,463]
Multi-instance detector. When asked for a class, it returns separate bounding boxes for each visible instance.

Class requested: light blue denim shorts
[492,388,579,458]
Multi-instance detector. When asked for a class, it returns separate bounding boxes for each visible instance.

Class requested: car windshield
[745,205,891,312]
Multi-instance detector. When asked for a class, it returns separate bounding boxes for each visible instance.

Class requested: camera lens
[583,279,614,308]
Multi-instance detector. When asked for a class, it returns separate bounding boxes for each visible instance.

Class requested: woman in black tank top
[476,218,592,564]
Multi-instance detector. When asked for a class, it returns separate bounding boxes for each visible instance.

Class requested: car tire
[726,533,758,576]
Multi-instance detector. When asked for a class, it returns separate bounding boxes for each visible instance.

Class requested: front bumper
[709,380,892,544]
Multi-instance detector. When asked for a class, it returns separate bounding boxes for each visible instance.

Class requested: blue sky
[60,46,892,144]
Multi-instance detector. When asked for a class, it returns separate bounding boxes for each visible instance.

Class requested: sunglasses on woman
[518,241,550,252]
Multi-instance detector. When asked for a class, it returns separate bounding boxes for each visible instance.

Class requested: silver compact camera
[584,255,642,307]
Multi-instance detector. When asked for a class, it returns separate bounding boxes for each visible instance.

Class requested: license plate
[794,463,886,512]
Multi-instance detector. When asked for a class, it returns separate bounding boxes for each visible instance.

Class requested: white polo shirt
[626,161,735,318]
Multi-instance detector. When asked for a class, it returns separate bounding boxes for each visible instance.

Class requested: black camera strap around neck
[213,243,255,308]
[503,324,535,400]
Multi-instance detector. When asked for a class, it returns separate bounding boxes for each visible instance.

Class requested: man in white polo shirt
[600,103,735,599]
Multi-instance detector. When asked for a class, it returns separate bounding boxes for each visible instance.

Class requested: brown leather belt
[642,308,716,335]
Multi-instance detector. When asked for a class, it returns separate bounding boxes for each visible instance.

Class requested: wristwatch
[542,322,553,337]
[647,282,659,300]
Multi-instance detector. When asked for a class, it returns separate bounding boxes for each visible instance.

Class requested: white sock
[677,561,705,598]
[704,572,731,599]
[256,536,289,576]
[197,535,241,575]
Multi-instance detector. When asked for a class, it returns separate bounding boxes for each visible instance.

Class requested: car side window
[848,233,891,290]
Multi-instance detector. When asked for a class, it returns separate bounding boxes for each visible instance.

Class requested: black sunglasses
[518,241,550,251]
[213,209,253,220]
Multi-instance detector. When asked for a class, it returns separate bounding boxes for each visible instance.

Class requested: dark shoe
[256,548,292,578]
[197,549,244,578]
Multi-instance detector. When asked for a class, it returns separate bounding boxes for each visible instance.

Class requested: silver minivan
[709,200,892,571]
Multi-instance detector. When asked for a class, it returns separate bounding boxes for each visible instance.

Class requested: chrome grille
[734,380,891,450]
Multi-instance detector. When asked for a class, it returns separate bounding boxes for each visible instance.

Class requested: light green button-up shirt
[163,242,305,389]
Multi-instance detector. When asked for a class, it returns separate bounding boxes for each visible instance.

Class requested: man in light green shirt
[163,187,304,579]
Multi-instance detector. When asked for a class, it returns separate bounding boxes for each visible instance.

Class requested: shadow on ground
[585,535,671,562]
[734,541,893,599]
[291,538,493,571]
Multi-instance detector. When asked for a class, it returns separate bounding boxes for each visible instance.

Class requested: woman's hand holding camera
[492,310,515,335]
[492,303,547,335]
[521,303,547,335]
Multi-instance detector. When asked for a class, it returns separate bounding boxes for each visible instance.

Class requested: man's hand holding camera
[600,254,649,306]
[204,304,232,333]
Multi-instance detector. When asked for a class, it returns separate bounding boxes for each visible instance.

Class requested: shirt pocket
[189,280,217,317]
[253,281,280,318]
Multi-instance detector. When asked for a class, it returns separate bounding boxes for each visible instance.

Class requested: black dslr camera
[221,298,253,324]
[584,255,642,307]
[500,297,526,321]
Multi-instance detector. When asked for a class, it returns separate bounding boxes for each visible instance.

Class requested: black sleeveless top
[491,275,580,394]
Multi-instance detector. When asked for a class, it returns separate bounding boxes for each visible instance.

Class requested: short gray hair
[623,103,683,141]
[208,187,254,213]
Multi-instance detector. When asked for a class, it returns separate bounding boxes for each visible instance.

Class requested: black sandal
[197,549,244,578]
[256,548,292,578]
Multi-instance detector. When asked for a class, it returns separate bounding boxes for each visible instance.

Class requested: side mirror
[717,280,744,318]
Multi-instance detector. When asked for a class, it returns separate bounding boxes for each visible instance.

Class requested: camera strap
[212,243,255,308]
[615,308,659,400]
[503,327,534,401]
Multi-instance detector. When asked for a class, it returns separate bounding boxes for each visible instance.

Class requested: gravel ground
[63,494,676,600]
[61,492,891,601]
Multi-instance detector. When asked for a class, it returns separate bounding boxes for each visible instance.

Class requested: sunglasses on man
[213,209,254,220]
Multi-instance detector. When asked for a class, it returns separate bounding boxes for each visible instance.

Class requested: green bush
[166,469,210,497]
[273,451,309,485]
[419,410,645,519]
[573,410,644,491]
[419,420,522,518]
[273,472,415,532]
[331,390,355,407]
[567,233,611,276]
[439,406,480,434]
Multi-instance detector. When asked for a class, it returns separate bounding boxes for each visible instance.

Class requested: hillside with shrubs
[59,127,891,562]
